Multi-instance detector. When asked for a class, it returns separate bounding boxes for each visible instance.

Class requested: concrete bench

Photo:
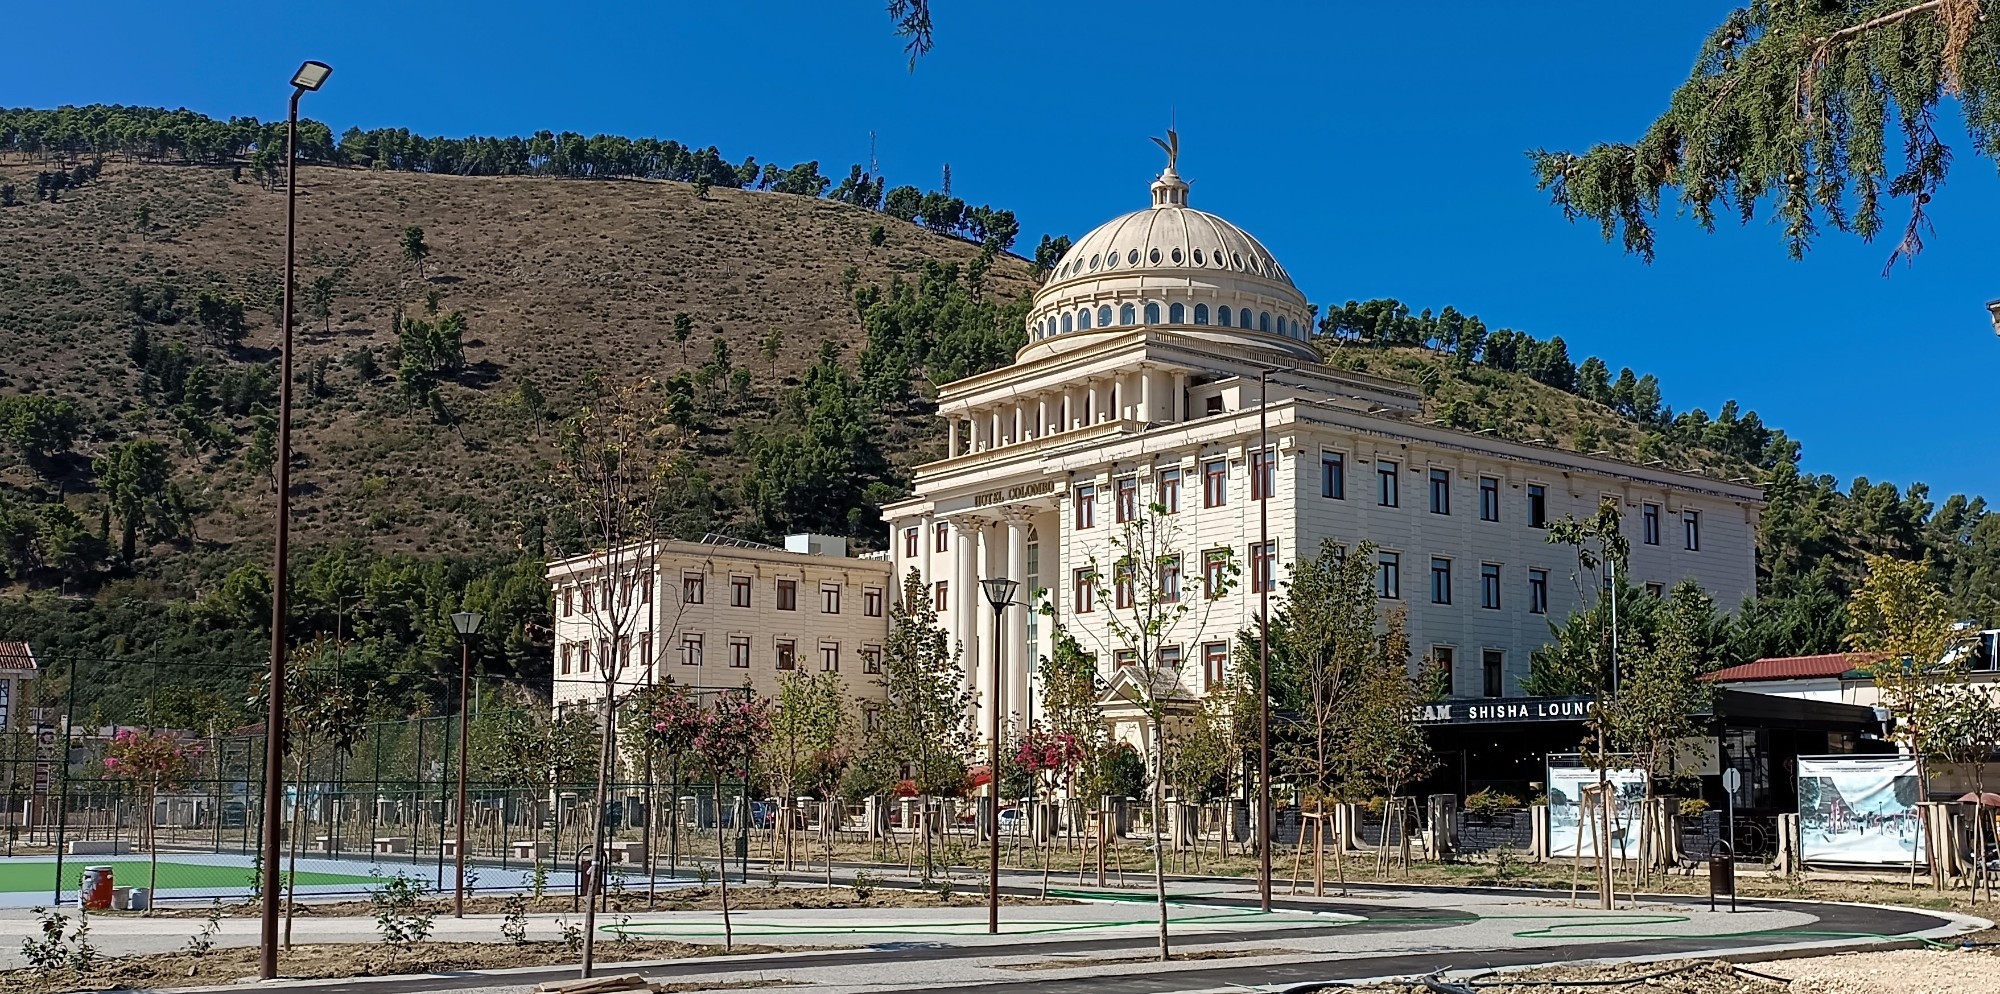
[314,835,337,853]
[66,840,128,856]
[372,837,409,854]
[510,840,550,861]
[607,840,647,865]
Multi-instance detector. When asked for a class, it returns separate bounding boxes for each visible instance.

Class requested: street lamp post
[980,576,1020,935]
[450,610,484,918]
[259,58,330,983]
[1987,299,2000,337]
[1255,364,1292,913]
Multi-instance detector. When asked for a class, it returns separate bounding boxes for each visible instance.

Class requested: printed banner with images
[1545,759,1646,859]
[1797,755,1924,866]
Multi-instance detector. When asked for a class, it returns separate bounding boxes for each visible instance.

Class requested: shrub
[367,871,435,948]
[1678,798,1711,819]
[852,869,879,900]
[499,895,528,945]
[1464,788,1524,818]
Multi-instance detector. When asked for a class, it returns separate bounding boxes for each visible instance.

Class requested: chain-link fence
[0,655,762,907]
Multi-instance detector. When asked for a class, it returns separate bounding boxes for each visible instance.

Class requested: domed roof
[1038,169,1301,300]
[1022,138,1315,361]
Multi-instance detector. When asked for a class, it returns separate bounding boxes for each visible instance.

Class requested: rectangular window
[1482,649,1504,698]
[1430,557,1452,604]
[820,643,839,672]
[641,575,652,604]
[777,579,797,611]
[821,583,841,614]
[1158,467,1182,514]
[1251,541,1276,594]
[776,639,796,671]
[1529,568,1549,615]
[1643,503,1661,545]
[1645,582,1665,598]
[1159,555,1182,603]
[1204,395,1224,415]
[560,643,573,674]
[862,645,883,674]
[1528,484,1547,528]
[1481,563,1501,609]
[934,580,949,612]
[1073,568,1096,613]
[618,636,631,671]
[1203,642,1228,691]
[1321,450,1345,499]
[1114,564,1134,610]
[1480,476,1499,521]
[1376,551,1400,599]
[863,707,881,733]
[1203,459,1228,508]
[903,527,919,558]
[1378,460,1399,507]
[640,635,652,676]
[1075,484,1097,529]
[581,585,594,613]
[621,576,635,608]
[683,572,705,605]
[1203,549,1229,598]
[730,575,752,608]
[1250,448,1274,501]
[1429,468,1451,515]
[1161,645,1183,680]
[562,587,574,617]
[1684,509,1701,551]
[579,642,591,672]
[682,633,703,666]
[1114,649,1138,670]
[729,636,750,669]
[863,586,884,617]
[1115,477,1138,522]
[1432,646,1456,696]
[935,522,950,553]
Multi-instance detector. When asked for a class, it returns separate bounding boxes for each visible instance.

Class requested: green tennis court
[0,859,378,893]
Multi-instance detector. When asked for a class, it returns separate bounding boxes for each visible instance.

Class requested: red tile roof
[0,641,36,672]
[1703,653,1882,683]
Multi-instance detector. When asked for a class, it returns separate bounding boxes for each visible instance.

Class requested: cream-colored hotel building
[553,154,1762,741]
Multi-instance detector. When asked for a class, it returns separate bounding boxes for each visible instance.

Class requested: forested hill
[0,104,1991,724]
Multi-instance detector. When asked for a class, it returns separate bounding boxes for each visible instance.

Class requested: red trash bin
[79,865,114,910]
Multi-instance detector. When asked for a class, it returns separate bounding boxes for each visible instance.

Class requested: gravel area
[1777,948,2000,993]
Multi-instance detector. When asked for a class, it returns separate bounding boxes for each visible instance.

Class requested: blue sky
[6,1,1996,501]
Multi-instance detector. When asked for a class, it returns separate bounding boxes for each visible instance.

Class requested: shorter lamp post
[450,610,484,918]
[979,576,1019,935]
[1987,299,2000,337]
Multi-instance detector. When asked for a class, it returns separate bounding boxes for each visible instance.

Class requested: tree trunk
[580,693,616,977]
[146,785,159,916]
[715,783,734,949]
[1147,718,1170,962]
[284,754,307,947]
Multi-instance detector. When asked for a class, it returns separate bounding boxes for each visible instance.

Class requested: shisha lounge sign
[1415,696,1597,725]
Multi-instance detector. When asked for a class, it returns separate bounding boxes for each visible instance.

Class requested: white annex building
[880,147,1763,742]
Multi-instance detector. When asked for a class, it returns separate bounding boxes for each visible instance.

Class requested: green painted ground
[0,860,378,893]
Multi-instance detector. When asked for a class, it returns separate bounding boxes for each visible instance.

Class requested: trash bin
[79,866,114,911]
[125,887,151,912]
[1708,843,1735,912]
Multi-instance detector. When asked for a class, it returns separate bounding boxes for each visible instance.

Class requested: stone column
[1172,371,1188,421]
[1087,379,1101,425]
[948,418,960,456]
[917,513,933,591]
[1036,396,1048,439]
[989,408,1001,449]
[954,518,982,709]
[1005,514,1030,733]
[1013,404,1024,445]
[1138,367,1153,423]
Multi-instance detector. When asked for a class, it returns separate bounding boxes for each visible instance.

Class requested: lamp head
[292,61,332,92]
[450,610,484,636]
[980,576,1020,611]
[1988,299,2000,337]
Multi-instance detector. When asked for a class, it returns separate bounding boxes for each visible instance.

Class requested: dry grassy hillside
[0,160,1035,567]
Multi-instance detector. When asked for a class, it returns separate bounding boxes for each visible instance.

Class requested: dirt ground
[0,939,779,994]
[122,883,1067,920]
[1345,949,2000,993]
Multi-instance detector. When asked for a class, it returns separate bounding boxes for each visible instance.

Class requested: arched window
[1238,309,1252,329]
[1193,303,1210,325]
[1144,302,1161,324]
[1219,306,1232,327]
[1097,305,1113,327]
[1169,302,1185,324]
[1078,308,1092,330]
[1061,312,1073,333]
[1119,303,1136,325]
[1260,312,1272,333]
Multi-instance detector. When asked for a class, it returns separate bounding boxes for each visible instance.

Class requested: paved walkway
[0,868,1981,993]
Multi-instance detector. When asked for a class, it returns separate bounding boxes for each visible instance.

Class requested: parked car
[998,807,1027,835]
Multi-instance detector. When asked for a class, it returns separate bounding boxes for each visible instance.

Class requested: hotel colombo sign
[1415,696,1597,725]
[973,480,1055,507]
